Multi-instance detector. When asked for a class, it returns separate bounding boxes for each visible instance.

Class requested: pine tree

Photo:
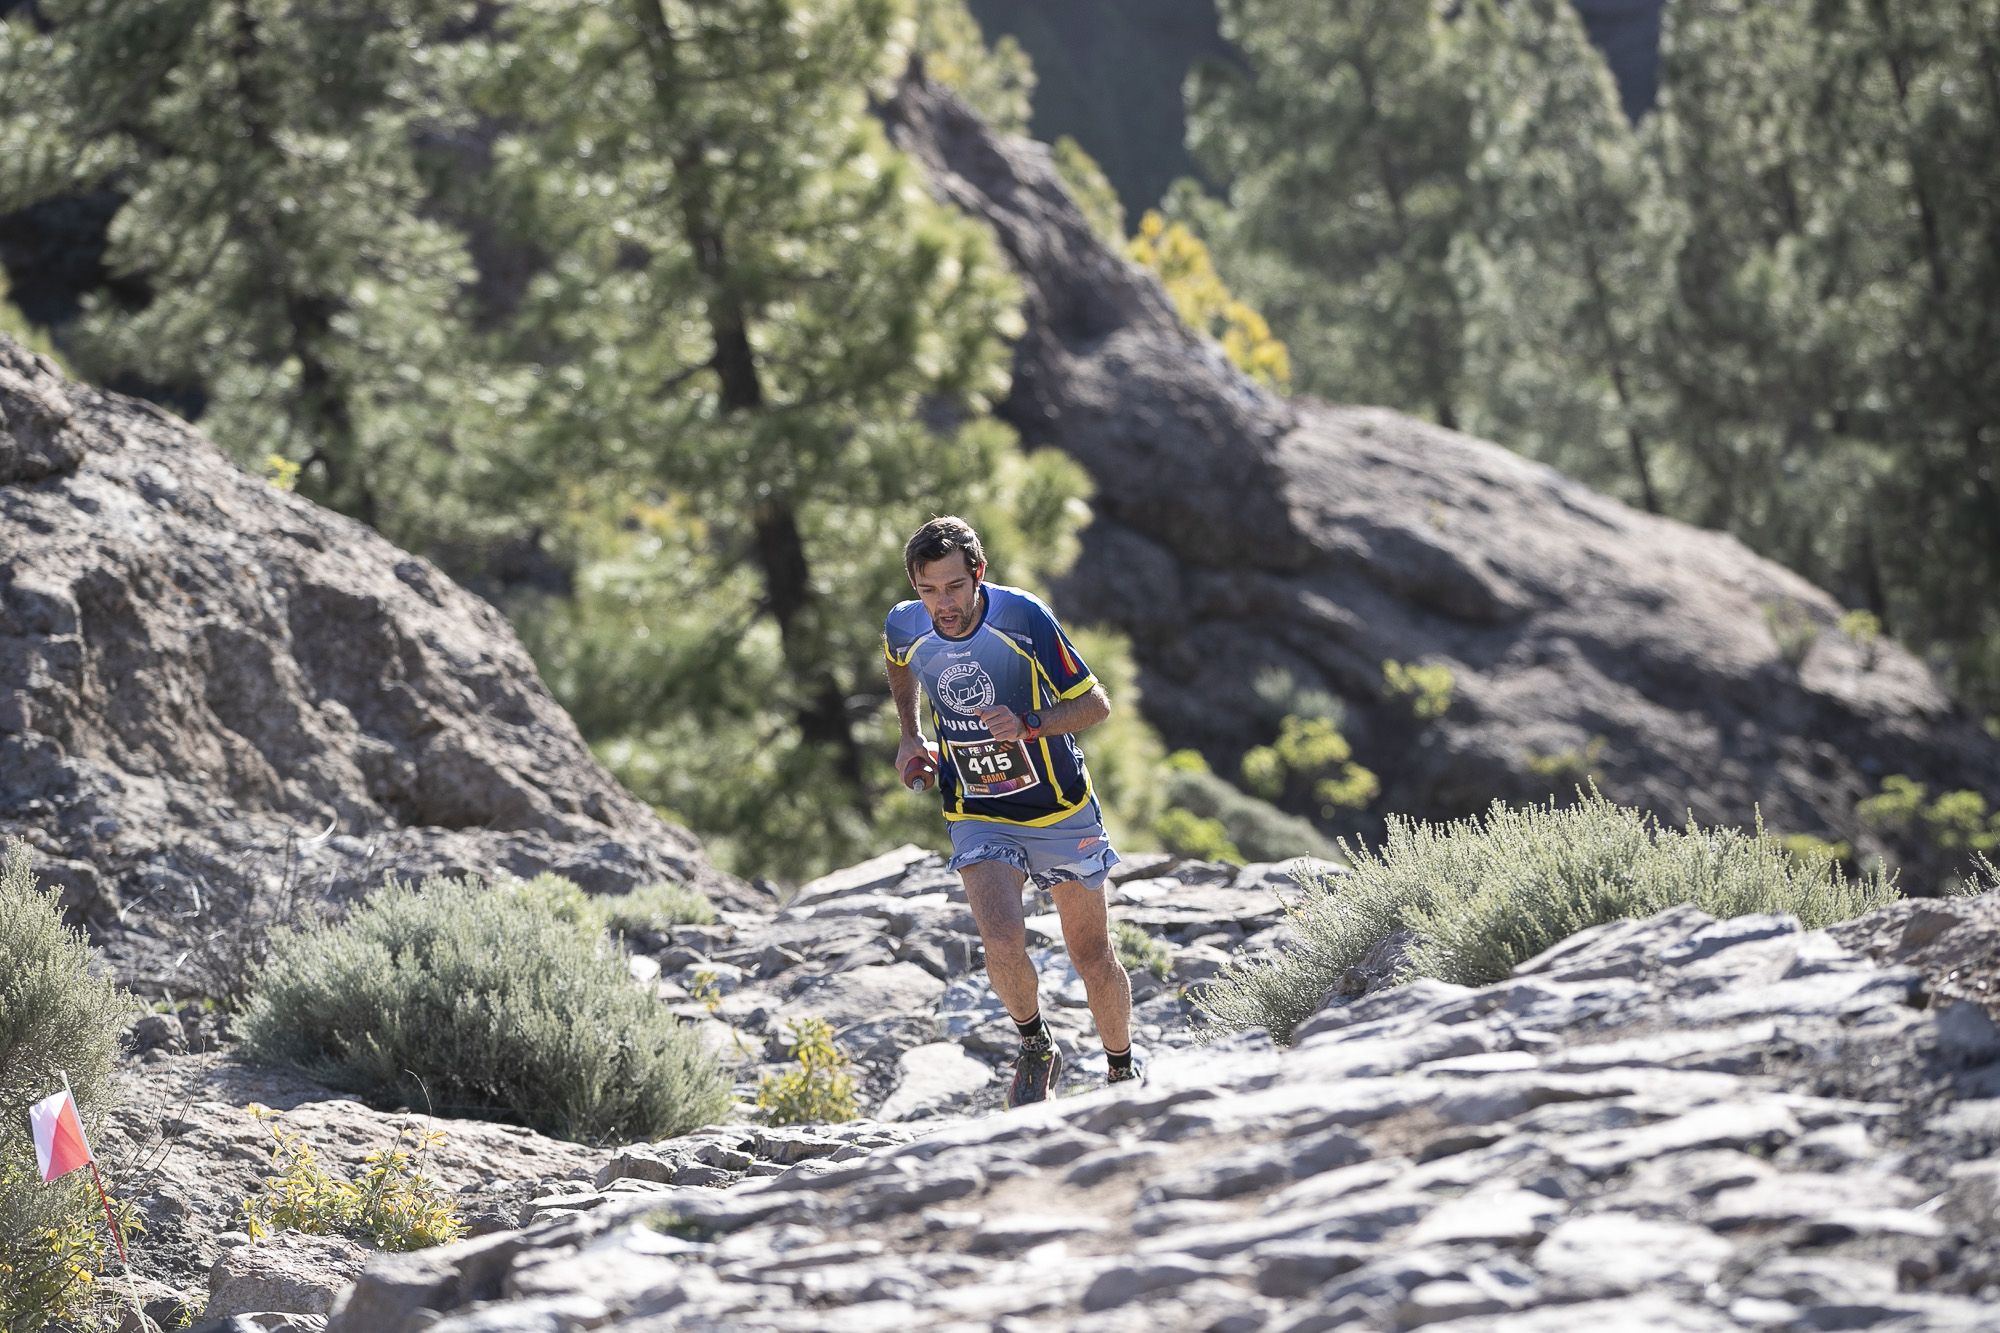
[913,0,1033,135]
[473,0,1086,875]
[1650,0,2000,699]
[1185,0,1469,424]
[1451,0,1677,512]
[1834,0,2000,704]
[0,0,478,537]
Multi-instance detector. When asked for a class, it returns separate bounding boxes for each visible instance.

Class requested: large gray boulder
[881,71,2000,863]
[0,336,754,982]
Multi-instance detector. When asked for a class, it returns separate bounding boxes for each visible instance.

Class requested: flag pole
[59,1071,149,1331]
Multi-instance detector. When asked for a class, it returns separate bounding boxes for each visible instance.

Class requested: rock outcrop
[881,73,2000,866]
[0,336,752,981]
[292,890,1995,1331]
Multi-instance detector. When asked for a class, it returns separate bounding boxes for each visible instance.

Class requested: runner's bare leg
[962,859,1041,1024]
[1050,879,1133,1054]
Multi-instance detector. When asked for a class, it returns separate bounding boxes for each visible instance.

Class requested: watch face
[1024,711,1043,730]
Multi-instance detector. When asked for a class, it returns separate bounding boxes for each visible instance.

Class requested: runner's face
[912,556,983,635]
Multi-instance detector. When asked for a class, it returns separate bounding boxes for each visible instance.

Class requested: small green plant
[1129,209,1291,388]
[756,1017,858,1126]
[643,1209,716,1241]
[1,840,138,1333]
[1113,921,1172,980]
[1315,766,1381,815]
[240,1105,464,1251]
[238,874,733,1143]
[1525,735,1610,791]
[1859,775,2000,854]
[1382,659,1455,720]
[1151,807,1244,863]
[687,969,754,1059]
[1778,833,1852,872]
[1250,667,1345,727]
[1763,599,1821,669]
[1195,792,1896,1043]
[1240,715,1380,815]
[689,969,724,1015]
[261,453,302,491]
[1839,609,1882,668]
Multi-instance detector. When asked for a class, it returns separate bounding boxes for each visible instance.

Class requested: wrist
[1021,709,1044,740]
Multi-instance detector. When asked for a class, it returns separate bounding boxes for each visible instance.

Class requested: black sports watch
[1021,710,1044,739]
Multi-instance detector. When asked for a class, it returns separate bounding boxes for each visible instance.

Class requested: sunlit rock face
[0,335,752,981]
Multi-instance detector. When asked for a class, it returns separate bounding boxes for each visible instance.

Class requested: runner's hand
[976,707,1026,740]
[895,735,929,776]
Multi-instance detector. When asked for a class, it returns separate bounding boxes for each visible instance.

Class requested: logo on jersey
[936,662,997,713]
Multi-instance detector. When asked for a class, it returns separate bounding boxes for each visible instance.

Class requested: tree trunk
[633,0,868,801]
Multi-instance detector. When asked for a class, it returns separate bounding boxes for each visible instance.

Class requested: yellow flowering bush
[240,1105,464,1252]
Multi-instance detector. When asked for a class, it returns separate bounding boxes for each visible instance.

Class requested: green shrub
[1163,765,1339,863]
[1382,659,1455,720]
[1240,714,1380,816]
[1859,775,2000,854]
[1,840,137,1331]
[1524,736,1609,792]
[1152,807,1244,863]
[756,1017,857,1126]
[240,1105,464,1251]
[1315,766,1381,815]
[1195,793,1897,1043]
[601,881,717,934]
[1778,833,1852,873]
[1250,667,1345,727]
[237,874,733,1144]
[495,872,715,938]
[1113,921,1172,980]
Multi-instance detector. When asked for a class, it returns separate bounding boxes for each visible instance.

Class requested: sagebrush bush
[0,839,137,1331]
[238,874,733,1144]
[1196,793,1898,1043]
[495,872,716,936]
[601,881,717,934]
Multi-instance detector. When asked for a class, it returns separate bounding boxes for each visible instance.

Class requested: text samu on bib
[945,737,1040,798]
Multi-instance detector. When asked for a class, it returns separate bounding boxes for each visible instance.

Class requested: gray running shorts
[946,800,1121,891]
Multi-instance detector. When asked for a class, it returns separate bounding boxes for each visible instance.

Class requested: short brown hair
[904,515,984,582]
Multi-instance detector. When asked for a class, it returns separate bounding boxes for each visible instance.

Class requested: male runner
[884,515,1136,1107]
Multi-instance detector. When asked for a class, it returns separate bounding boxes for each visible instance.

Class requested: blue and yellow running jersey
[883,582,1098,827]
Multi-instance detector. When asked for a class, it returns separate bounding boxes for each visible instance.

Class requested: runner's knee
[1068,931,1116,971]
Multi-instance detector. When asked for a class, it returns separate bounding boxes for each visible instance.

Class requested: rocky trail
[95,857,2000,1332]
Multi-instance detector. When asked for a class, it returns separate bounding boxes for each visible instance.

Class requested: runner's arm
[981,683,1110,741]
[887,658,923,742]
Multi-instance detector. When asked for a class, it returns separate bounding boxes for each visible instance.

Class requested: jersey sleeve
[883,601,921,667]
[1024,597,1095,701]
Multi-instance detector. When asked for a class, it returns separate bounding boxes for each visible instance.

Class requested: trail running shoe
[1105,1048,1146,1088]
[1006,1031,1064,1108]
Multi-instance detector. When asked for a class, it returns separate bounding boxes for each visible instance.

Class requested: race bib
[946,737,1042,799]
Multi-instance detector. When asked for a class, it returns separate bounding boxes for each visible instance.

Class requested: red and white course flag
[28,1086,94,1183]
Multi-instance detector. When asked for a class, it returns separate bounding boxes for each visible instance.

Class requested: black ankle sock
[1106,1045,1133,1076]
[1014,1011,1047,1042]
